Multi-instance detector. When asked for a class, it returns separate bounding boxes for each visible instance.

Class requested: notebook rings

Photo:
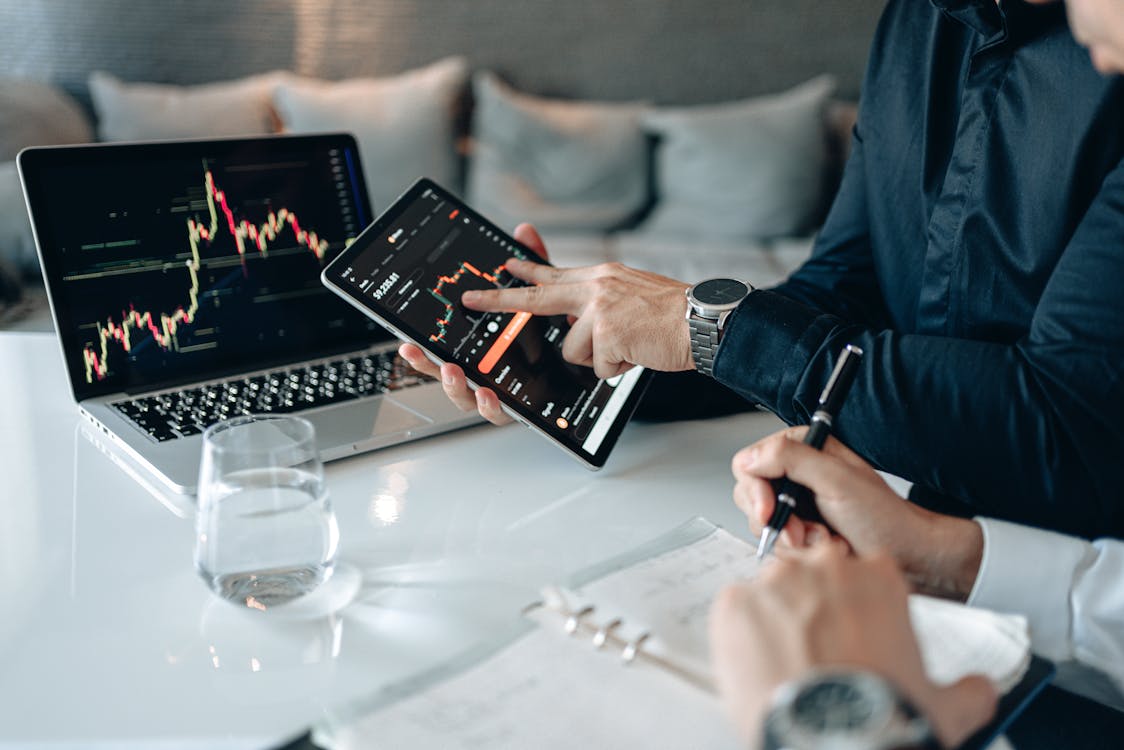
[565,605,595,635]
[621,632,650,664]
[551,594,649,663]
[592,618,622,648]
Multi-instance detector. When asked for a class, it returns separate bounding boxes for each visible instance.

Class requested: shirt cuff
[966,517,1087,663]
[712,289,825,413]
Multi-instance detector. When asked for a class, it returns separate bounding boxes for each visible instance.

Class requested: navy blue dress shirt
[713,0,1124,538]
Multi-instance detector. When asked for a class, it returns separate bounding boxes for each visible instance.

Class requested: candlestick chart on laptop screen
[23,136,383,400]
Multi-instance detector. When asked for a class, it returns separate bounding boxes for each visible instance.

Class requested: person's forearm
[902,515,983,601]
[712,297,1122,539]
[723,153,1124,540]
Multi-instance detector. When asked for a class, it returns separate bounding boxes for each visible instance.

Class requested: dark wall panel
[0,0,885,105]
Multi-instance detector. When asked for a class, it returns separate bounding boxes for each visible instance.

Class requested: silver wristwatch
[763,669,939,750]
[685,278,752,378]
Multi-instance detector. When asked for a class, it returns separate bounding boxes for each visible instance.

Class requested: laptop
[19,133,480,494]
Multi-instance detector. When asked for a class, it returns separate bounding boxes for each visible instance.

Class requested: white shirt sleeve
[966,517,1124,710]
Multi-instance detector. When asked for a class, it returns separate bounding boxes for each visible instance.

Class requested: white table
[0,332,784,748]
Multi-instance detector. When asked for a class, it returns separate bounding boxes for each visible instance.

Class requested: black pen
[756,344,864,559]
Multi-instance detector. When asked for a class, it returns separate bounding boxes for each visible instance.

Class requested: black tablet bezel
[321,178,652,469]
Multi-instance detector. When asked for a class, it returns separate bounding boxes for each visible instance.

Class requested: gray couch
[0,0,883,331]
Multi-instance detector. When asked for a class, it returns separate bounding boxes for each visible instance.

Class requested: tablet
[321,178,652,469]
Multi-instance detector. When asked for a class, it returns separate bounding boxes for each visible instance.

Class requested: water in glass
[194,416,338,609]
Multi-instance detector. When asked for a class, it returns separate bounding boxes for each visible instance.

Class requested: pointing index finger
[505,257,603,285]
[461,282,587,316]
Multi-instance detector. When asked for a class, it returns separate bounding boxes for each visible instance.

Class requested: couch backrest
[0,0,883,107]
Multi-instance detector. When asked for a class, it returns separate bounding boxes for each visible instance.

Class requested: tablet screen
[322,179,650,468]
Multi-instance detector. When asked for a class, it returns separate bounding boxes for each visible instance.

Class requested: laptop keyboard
[110,351,434,443]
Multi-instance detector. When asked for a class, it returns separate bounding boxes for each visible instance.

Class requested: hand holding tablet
[398,222,549,426]
[321,178,652,469]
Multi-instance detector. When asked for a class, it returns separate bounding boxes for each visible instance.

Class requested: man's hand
[401,221,696,423]
[731,428,984,600]
[709,543,997,748]
[460,255,693,380]
[398,223,550,425]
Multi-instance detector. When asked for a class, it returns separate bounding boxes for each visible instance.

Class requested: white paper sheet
[323,524,1031,749]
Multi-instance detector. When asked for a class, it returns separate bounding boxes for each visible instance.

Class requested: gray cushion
[0,79,93,160]
[639,75,836,240]
[89,70,289,142]
[0,161,36,284]
[272,58,468,216]
[0,79,92,289]
[465,72,649,233]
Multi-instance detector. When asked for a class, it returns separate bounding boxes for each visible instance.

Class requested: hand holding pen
[756,344,864,558]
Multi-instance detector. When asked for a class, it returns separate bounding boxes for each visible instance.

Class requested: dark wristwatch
[685,278,752,378]
[762,669,940,750]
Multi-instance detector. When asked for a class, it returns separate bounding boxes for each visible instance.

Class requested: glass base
[203,563,334,610]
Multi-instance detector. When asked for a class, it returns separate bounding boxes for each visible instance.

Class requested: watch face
[793,679,876,731]
[692,278,749,306]
[766,670,925,750]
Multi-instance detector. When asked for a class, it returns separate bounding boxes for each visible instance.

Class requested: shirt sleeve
[712,151,1124,538]
[762,123,893,330]
[967,517,1124,710]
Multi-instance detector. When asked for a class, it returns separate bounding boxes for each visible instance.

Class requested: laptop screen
[20,134,390,401]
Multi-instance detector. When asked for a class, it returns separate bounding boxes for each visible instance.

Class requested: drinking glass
[194,415,339,609]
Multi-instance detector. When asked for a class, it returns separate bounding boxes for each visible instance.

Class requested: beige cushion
[272,58,468,215]
[89,70,289,142]
[0,79,92,160]
[465,72,649,233]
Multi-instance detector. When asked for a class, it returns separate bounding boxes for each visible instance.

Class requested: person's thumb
[923,674,998,749]
[513,223,549,261]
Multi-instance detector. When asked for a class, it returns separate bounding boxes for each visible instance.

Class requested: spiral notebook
[299,518,1051,750]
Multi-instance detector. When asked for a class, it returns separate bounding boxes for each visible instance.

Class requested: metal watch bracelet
[687,315,721,378]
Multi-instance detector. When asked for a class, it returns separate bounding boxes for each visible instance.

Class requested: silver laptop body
[19,134,478,494]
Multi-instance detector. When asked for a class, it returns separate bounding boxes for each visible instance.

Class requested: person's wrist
[900,512,983,601]
[680,295,697,372]
[684,279,750,375]
[761,669,941,750]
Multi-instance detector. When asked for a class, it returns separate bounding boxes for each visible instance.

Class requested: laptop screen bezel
[18,133,391,402]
